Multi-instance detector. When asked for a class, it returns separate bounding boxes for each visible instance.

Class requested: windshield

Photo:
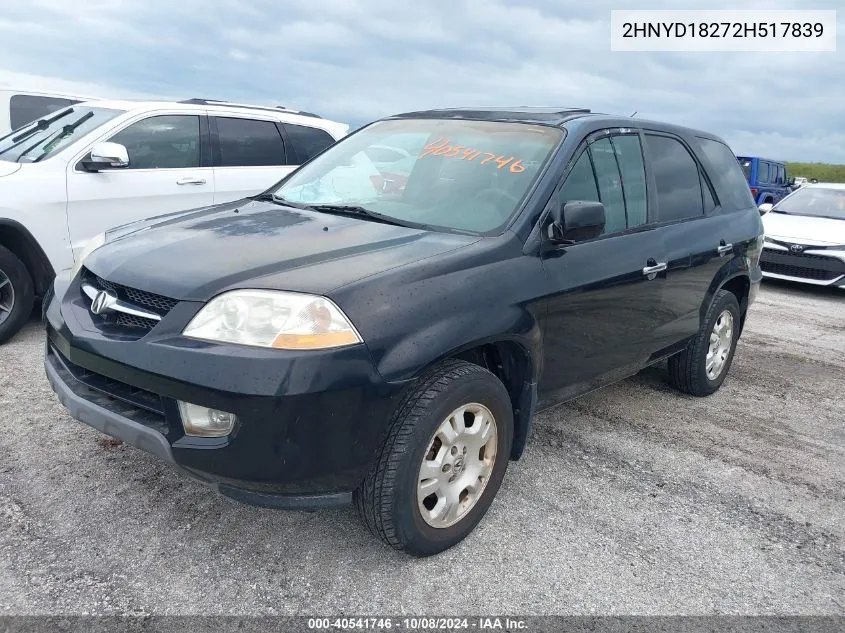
[0,106,123,163]
[738,159,752,182]
[271,118,563,234]
[773,187,845,220]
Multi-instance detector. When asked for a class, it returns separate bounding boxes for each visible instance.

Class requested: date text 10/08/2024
[307,617,528,630]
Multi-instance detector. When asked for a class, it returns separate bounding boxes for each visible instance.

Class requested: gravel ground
[1,280,843,616]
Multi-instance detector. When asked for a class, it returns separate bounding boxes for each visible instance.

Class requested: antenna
[630,111,638,117]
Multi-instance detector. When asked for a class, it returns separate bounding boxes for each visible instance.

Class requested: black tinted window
[588,139,626,234]
[283,123,335,163]
[777,164,785,184]
[696,138,756,211]
[559,150,600,206]
[216,117,285,167]
[758,161,769,183]
[108,115,200,169]
[610,134,648,228]
[645,134,704,222]
[10,94,80,130]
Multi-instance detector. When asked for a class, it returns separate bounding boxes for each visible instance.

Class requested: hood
[85,199,478,301]
[762,212,845,246]
[0,162,22,177]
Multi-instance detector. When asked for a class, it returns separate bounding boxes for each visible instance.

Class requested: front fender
[374,308,543,384]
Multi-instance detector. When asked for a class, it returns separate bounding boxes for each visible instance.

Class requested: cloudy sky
[1,0,843,162]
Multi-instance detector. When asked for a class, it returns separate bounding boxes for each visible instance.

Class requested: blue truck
[736,156,795,205]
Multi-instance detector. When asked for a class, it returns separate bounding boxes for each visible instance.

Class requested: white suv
[0,97,349,342]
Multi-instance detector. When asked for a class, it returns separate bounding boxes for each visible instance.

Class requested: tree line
[786,162,845,183]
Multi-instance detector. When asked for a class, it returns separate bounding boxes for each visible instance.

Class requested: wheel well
[721,275,750,331]
[0,222,55,297]
[453,341,533,460]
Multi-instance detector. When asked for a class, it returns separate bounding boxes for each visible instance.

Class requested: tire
[0,245,34,345]
[668,289,741,397]
[354,359,513,557]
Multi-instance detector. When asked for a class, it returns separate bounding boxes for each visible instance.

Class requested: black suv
[44,107,764,556]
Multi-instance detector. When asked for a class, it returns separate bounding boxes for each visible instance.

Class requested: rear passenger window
[610,134,648,228]
[283,124,335,163]
[695,137,756,211]
[758,162,770,183]
[644,134,704,222]
[9,94,79,130]
[588,139,626,234]
[216,117,285,167]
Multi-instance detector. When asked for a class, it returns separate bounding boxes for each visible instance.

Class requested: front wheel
[668,289,740,396]
[0,245,34,345]
[355,359,513,557]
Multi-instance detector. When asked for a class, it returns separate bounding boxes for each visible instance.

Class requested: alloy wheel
[706,309,734,380]
[417,403,498,528]
[0,269,15,327]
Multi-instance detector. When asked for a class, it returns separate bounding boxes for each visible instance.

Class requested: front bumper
[43,277,405,509]
[760,242,845,287]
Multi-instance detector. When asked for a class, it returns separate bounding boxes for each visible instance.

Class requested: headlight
[182,289,362,350]
[70,232,107,279]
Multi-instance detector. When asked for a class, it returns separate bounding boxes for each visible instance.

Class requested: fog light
[177,402,237,437]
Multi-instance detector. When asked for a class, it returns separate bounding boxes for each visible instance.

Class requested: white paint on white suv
[0,98,349,342]
[0,98,349,275]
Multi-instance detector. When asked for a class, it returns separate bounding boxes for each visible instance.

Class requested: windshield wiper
[22,111,95,163]
[0,108,75,157]
[249,192,315,210]
[309,204,414,228]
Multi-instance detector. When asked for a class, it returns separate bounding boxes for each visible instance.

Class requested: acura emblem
[90,290,117,315]
[789,244,804,254]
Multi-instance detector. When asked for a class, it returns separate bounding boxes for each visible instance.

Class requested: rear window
[697,138,756,212]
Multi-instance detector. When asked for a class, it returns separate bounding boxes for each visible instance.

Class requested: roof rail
[178,98,322,118]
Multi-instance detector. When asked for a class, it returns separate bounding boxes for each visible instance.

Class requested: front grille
[87,270,178,315]
[80,268,179,332]
[761,249,845,281]
[48,344,171,437]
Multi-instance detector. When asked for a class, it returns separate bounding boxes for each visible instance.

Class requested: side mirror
[758,203,773,215]
[549,200,606,243]
[787,177,795,186]
[82,142,129,171]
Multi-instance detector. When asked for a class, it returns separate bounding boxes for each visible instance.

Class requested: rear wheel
[355,359,513,557]
[0,245,34,344]
[668,289,740,396]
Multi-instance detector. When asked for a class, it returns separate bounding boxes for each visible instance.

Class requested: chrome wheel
[417,403,498,529]
[0,269,14,327]
[706,309,734,380]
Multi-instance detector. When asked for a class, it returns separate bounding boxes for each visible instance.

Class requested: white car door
[210,114,295,204]
[65,112,215,262]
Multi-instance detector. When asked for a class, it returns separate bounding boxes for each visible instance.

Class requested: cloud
[0,0,842,162]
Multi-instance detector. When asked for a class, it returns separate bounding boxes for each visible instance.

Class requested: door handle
[176,177,206,186]
[642,262,667,276]
[717,243,733,256]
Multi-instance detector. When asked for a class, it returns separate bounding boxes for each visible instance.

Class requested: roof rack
[178,98,322,119]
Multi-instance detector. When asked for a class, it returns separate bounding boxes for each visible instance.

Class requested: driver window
[106,115,200,169]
